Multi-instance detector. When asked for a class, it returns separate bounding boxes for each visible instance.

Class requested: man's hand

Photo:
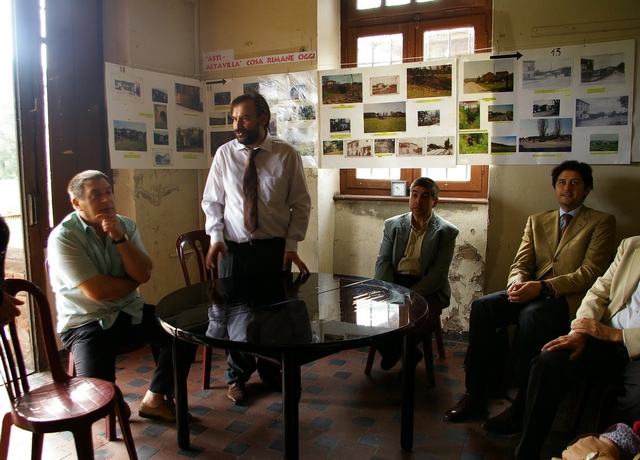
[206,242,226,270]
[0,292,23,325]
[571,318,623,343]
[283,251,309,275]
[542,331,587,361]
[97,210,125,240]
[507,280,542,304]
[562,435,619,460]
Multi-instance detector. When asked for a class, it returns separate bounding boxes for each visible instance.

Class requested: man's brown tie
[243,148,260,233]
[560,213,572,238]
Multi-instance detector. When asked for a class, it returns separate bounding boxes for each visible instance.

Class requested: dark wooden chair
[0,278,138,459]
[176,230,218,389]
[364,302,445,388]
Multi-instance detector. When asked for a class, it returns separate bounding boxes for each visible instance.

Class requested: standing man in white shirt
[202,92,311,405]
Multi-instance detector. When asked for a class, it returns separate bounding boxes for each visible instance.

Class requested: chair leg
[71,426,95,460]
[106,410,117,441]
[422,335,435,388]
[434,319,445,359]
[31,433,45,460]
[114,386,139,460]
[0,413,13,459]
[67,352,76,376]
[364,345,376,375]
[202,346,212,390]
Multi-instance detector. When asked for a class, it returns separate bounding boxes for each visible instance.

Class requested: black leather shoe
[481,407,523,435]
[443,393,485,422]
[227,382,245,404]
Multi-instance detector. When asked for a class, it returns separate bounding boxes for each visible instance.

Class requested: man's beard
[236,128,261,146]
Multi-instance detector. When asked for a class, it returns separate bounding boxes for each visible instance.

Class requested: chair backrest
[0,279,68,403]
[176,230,217,286]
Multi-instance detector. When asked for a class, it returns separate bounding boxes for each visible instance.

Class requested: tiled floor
[1,334,602,459]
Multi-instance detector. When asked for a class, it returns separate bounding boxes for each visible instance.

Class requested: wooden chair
[176,230,218,389]
[0,278,138,459]
[364,301,445,388]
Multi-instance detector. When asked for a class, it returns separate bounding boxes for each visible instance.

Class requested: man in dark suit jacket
[444,161,616,436]
[374,176,459,370]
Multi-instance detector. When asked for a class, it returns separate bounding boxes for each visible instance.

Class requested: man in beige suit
[444,161,616,435]
[515,236,640,459]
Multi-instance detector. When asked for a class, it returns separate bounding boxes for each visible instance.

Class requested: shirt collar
[234,133,273,154]
[72,211,93,233]
[560,205,581,219]
[410,213,431,234]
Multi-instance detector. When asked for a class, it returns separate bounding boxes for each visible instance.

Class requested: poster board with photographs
[105,62,208,169]
[456,40,634,165]
[206,71,318,168]
[318,39,633,167]
[319,59,457,169]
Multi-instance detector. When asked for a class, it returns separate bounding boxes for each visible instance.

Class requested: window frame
[340,166,488,199]
[339,0,492,200]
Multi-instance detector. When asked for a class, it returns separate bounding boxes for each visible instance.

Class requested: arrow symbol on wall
[206,79,227,85]
[490,51,523,60]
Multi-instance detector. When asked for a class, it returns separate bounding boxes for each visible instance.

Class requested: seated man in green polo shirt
[47,170,192,423]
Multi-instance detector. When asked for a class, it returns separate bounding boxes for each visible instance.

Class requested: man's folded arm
[78,274,141,302]
[118,240,153,284]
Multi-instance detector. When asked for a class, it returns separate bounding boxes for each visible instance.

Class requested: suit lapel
[543,211,559,252]
[393,213,412,266]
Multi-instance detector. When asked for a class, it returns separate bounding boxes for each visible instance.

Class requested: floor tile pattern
[0,334,603,459]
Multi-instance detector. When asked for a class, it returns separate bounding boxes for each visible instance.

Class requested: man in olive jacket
[444,161,616,437]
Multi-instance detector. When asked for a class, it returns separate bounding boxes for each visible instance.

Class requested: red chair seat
[15,378,115,423]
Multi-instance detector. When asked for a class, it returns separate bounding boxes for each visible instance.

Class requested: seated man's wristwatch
[113,233,128,245]
[539,280,553,297]
[585,452,610,460]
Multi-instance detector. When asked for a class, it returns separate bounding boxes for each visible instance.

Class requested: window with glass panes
[340,0,491,198]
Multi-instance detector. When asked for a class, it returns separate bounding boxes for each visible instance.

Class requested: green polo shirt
[47,211,147,333]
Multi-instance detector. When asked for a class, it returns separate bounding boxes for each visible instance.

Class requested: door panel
[45,0,109,225]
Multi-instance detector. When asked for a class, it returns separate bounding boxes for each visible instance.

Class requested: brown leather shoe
[443,393,485,422]
[481,407,523,435]
[227,382,245,404]
[139,400,177,423]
